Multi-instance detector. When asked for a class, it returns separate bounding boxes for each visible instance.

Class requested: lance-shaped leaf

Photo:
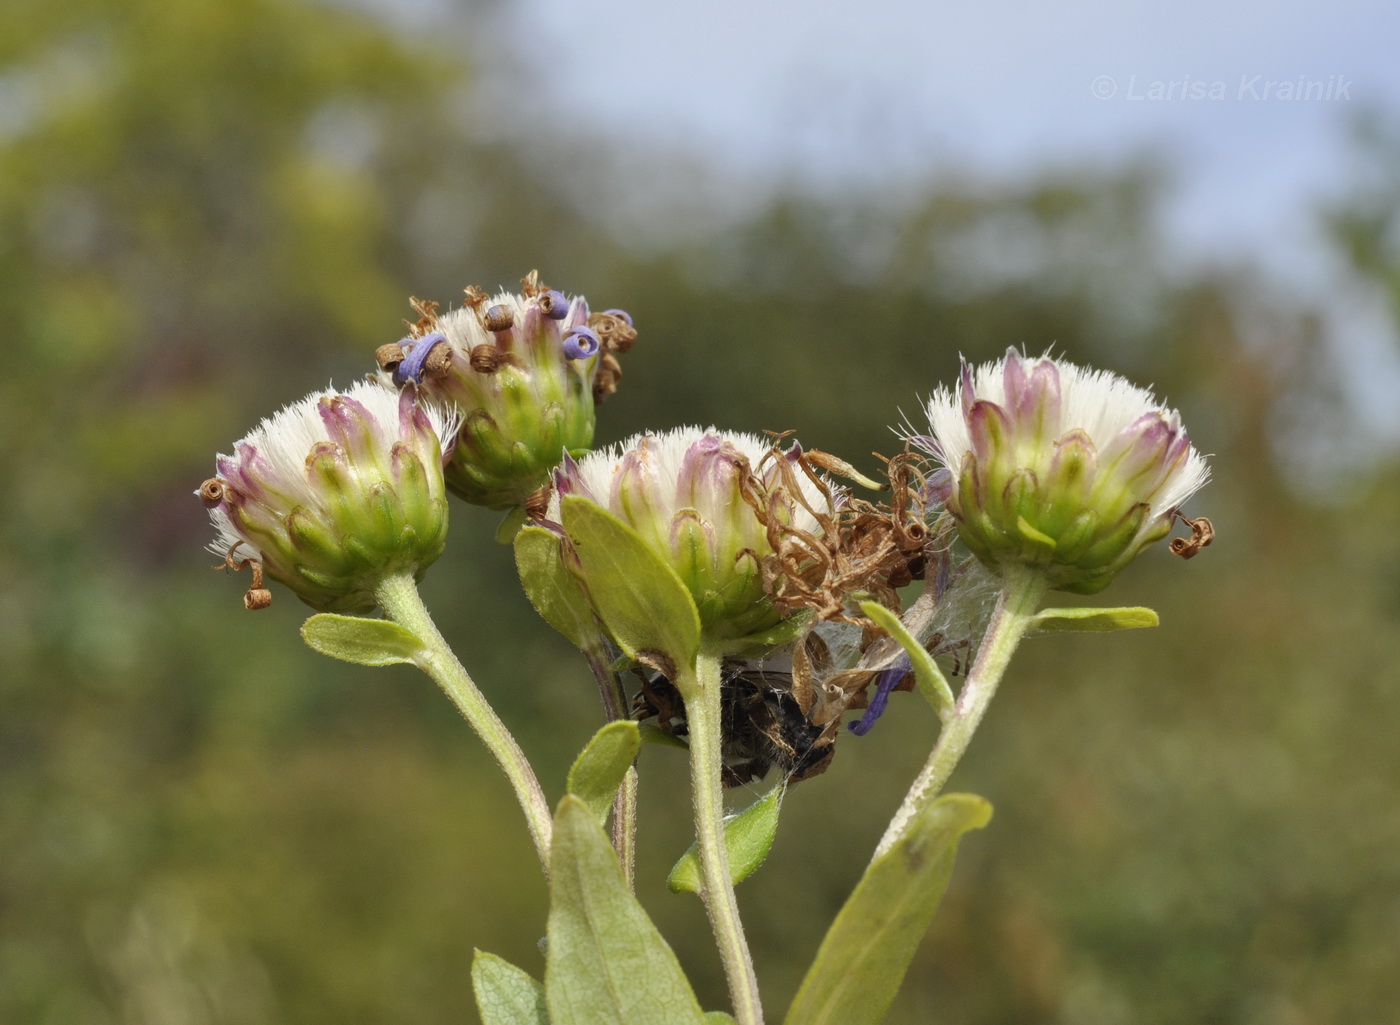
[301,613,424,666]
[515,525,606,652]
[1031,605,1159,634]
[858,601,956,720]
[545,796,707,1025]
[783,794,992,1025]
[473,951,549,1025]
[668,786,784,894]
[567,721,642,823]
[559,496,701,678]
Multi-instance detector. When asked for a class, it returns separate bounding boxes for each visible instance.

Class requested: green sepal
[559,496,701,680]
[515,525,606,652]
[300,613,424,666]
[667,786,784,894]
[1031,606,1159,633]
[472,950,549,1025]
[858,601,956,720]
[567,721,642,823]
[496,504,530,544]
[545,796,707,1025]
[783,794,992,1025]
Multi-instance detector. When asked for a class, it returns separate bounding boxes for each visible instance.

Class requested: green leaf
[567,721,642,822]
[858,601,956,719]
[515,525,606,652]
[639,724,689,750]
[545,796,707,1025]
[783,794,992,1025]
[559,496,701,678]
[300,613,424,666]
[473,951,549,1025]
[1032,605,1159,633]
[704,1015,739,1024]
[668,786,785,894]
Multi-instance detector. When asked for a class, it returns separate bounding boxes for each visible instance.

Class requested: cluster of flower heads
[201,287,1211,781]
[200,272,636,610]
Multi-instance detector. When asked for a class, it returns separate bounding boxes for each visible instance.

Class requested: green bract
[918,349,1210,594]
[201,382,453,612]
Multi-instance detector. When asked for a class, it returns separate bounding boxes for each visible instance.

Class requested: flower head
[200,382,455,612]
[377,276,635,511]
[912,348,1209,593]
[553,427,832,643]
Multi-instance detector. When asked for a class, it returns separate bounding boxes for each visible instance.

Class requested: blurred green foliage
[2,0,1398,1023]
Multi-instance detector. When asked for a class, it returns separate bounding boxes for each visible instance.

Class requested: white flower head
[199,381,457,612]
[912,348,1209,593]
[552,427,831,641]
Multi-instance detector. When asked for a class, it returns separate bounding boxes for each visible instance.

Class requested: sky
[492,0,1400,450]
[503,0,1394,267]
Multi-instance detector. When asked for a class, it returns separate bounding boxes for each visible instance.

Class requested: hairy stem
[873,564,1047,860]
[585,650,639,889]
[375,572,553,878]
[686,651,764,1025]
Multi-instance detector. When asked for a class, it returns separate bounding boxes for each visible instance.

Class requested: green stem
[614,766,638,891]
[584,650,639,889]
[872,565,1047,860]
[685,651,764,1025]
[375,572,553,878]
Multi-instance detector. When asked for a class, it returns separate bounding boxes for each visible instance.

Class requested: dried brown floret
[214,547,271,611]
[374,343,405,373]
[406,296,440,336]
[1170,513,1215,559]
[469,344,502,373]
[589,311,638,354]
[592,352,623,402]
[746,442,939,628]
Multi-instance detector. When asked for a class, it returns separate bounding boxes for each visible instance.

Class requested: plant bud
[554,428,833,644]
[200,382,455,612]
[913,349,1210,594]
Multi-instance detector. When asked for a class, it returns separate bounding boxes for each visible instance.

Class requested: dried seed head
[374,343,406,372]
